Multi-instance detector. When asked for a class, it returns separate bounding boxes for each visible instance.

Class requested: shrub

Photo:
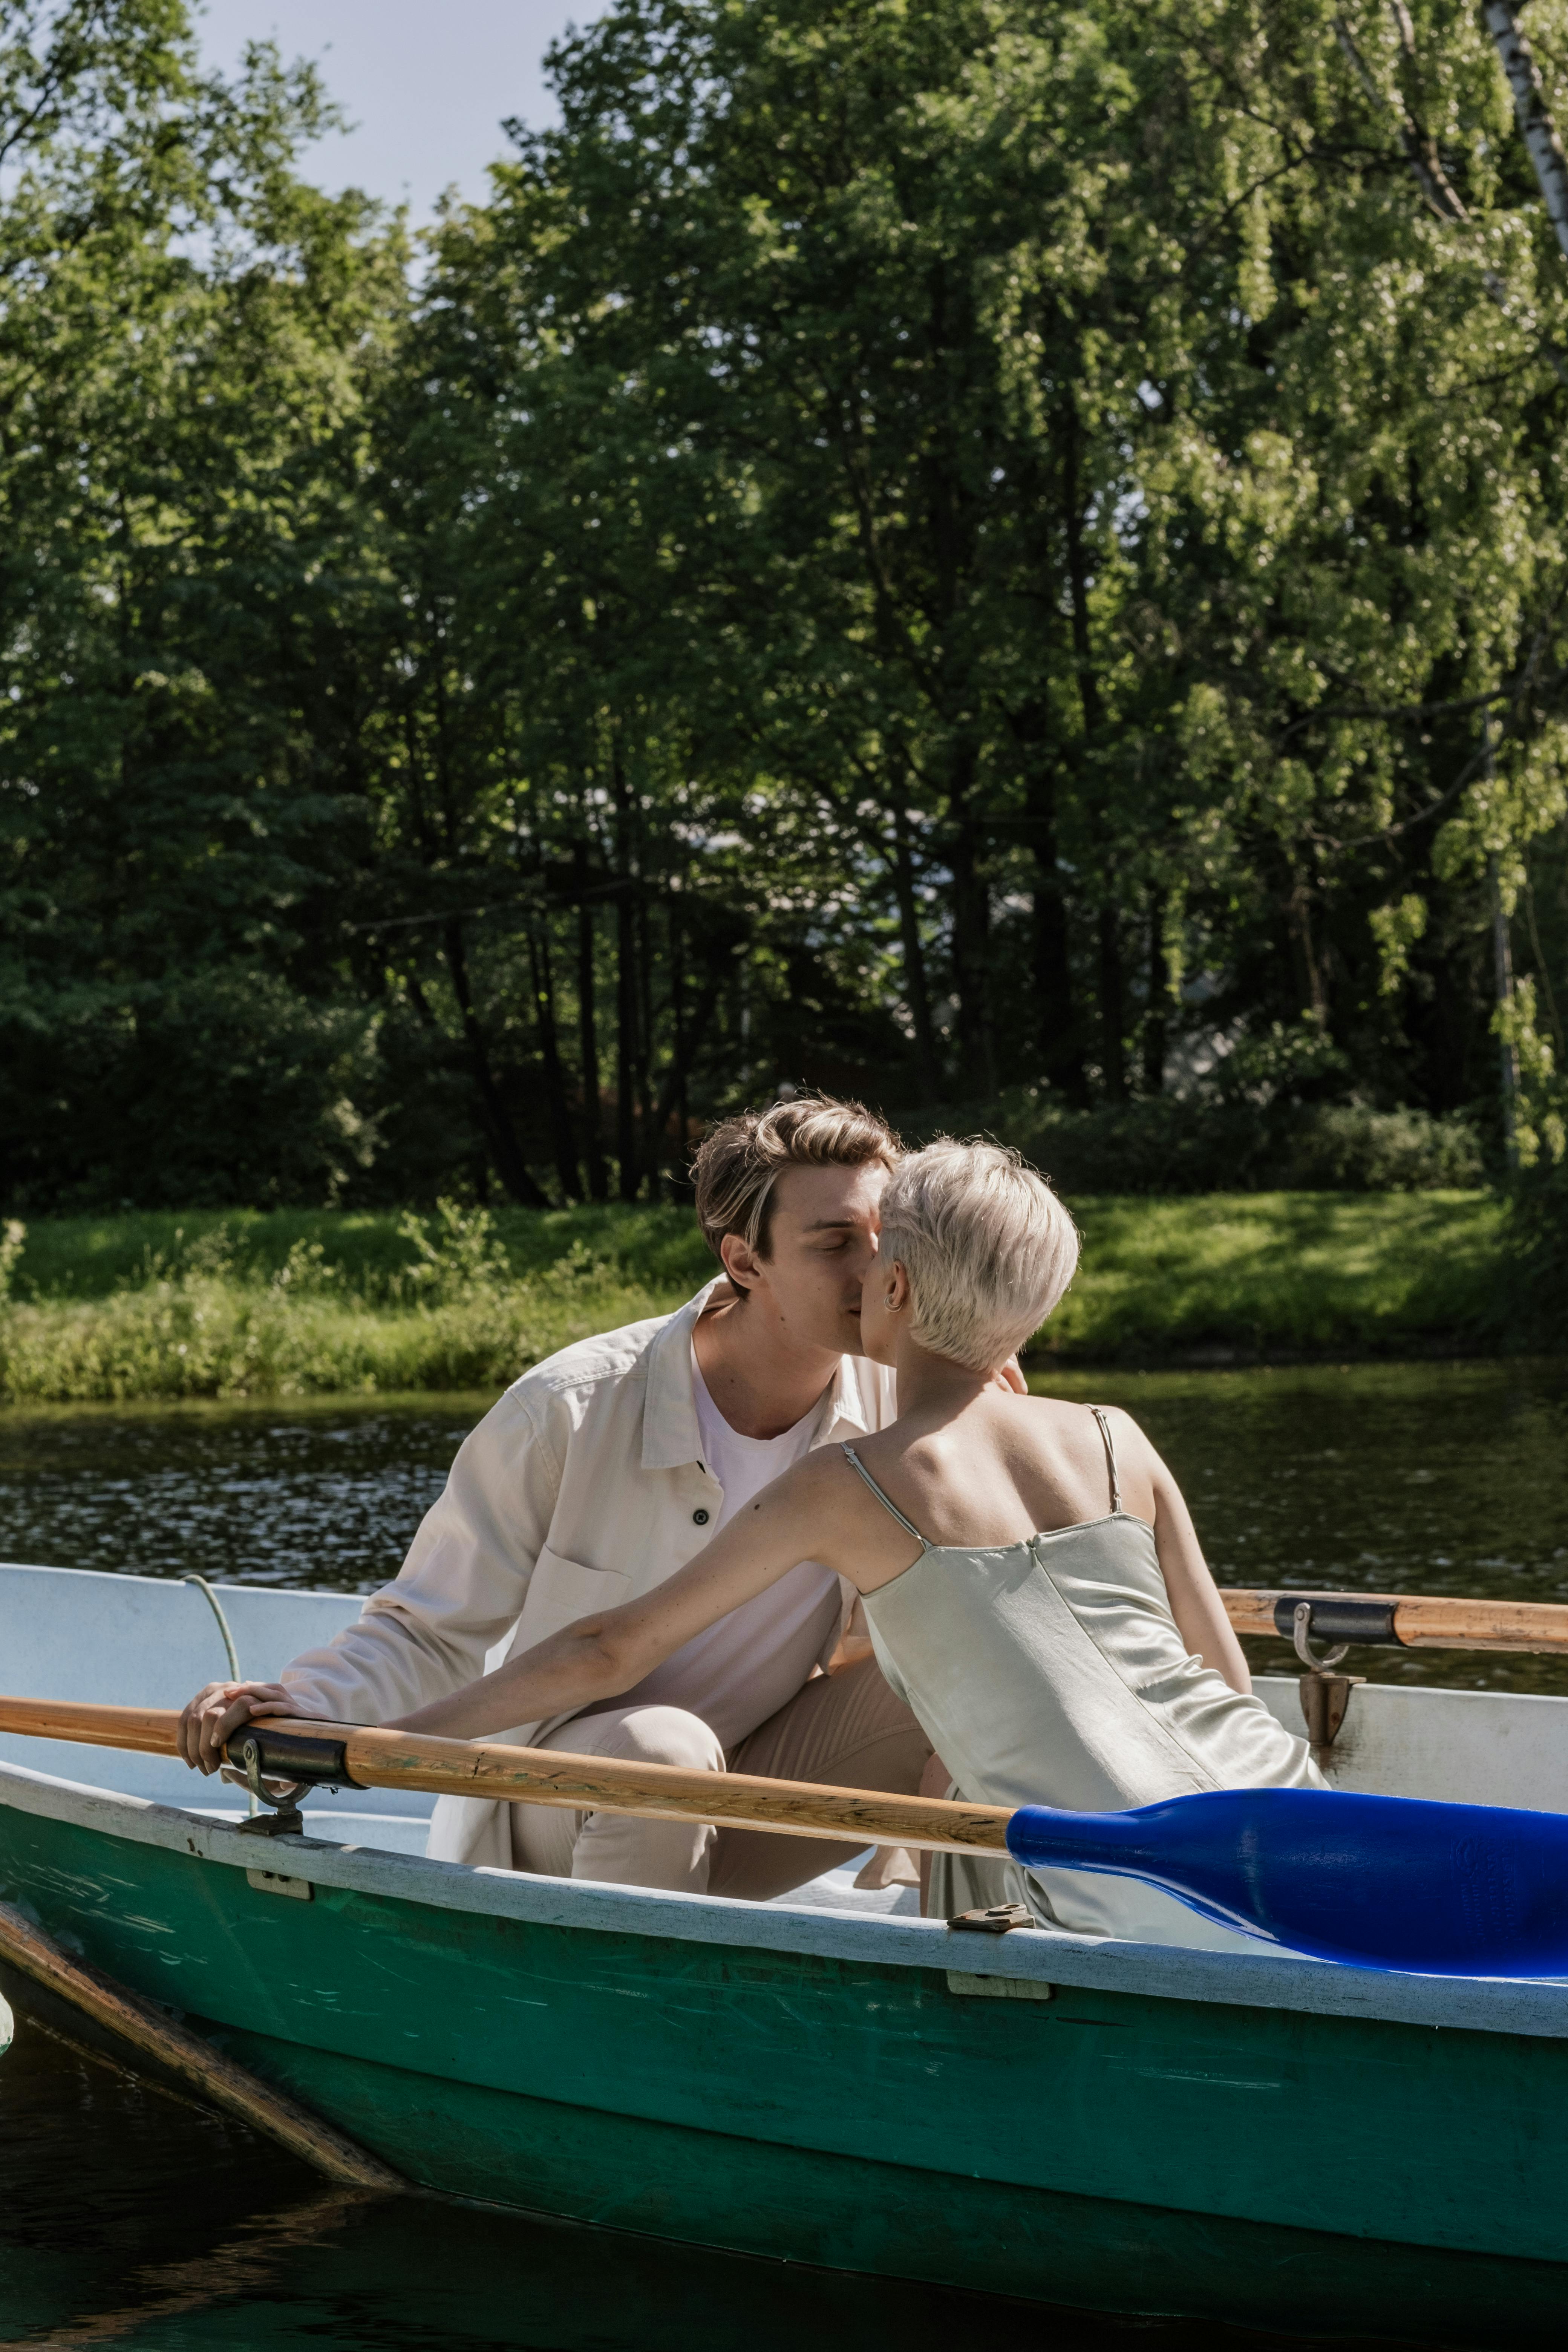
[910,1090,1483,1196]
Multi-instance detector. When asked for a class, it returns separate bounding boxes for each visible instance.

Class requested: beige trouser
[508,1653,932,1900]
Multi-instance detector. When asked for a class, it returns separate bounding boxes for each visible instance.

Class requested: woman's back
[848,1390,1149,1561]
[848,1400,1324,1947]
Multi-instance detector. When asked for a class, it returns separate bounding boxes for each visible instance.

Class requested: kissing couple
[181,1095,1319,1946]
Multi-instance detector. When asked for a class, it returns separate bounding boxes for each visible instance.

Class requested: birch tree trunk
[1483,1,1568,262]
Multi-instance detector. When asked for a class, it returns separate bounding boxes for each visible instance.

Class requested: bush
[912,1090,1483,1196]
[1278,1104,1485,1192]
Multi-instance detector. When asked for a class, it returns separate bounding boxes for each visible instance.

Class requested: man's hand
[177,1680,291,1774]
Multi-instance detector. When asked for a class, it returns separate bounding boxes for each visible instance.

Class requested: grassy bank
[0,1191,1509,1406]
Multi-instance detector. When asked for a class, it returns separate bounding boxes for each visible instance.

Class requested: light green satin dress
[848,1411,1325,1949]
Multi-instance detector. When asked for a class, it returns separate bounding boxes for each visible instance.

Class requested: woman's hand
[177,1680,291,1774]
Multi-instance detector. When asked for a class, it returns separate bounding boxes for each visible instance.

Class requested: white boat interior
[5,1556,1568,1916]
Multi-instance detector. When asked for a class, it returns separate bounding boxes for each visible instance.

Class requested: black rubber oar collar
[229,1725,358,1788]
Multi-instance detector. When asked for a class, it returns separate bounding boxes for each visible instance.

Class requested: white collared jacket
[279,1279,898,1866]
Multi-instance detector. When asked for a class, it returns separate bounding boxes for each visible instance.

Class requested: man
[179,1094,932,1897]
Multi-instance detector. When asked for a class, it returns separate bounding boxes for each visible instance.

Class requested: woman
[207,1141,1325,1946]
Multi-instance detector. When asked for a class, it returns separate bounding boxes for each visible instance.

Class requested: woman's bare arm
[390,1451,851,1740]
[1134,1427,1250,1693]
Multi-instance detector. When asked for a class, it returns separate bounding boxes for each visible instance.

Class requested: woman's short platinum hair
[877,1139,1078,1372]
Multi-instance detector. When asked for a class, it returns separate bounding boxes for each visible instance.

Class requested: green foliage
[0,0,1564,1219]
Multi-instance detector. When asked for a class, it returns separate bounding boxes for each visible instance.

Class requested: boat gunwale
[4,1756,1567,2041]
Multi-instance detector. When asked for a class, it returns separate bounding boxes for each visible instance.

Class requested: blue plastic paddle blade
[1005,1787,1568,1975]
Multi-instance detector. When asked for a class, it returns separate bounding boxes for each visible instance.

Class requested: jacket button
[692,1508,710,1526]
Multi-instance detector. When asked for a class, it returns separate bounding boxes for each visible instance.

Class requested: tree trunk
[1020,723,1087,1103]
[441,916,549,1207]
[1097,905,1127,1101]
[1143,888,1170,1096]
[888,800,942,1101]
[574,842,609,1202]
[614,879,639,1200]
[1286,872,1329,1029]
[611,749,640,1201]
[637,886,657,1188]
[653,936,729,1165]
[1030,801,1087,1097]
[1484,1,1568,262]
[527,918,582,1202]
[946,740,994,1093]
[1062,402,1122,1102]
[667,893,691,1198]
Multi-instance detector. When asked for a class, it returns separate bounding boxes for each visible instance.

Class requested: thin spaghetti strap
[1090,1406,1123,1515]
[840,1444,931,1550]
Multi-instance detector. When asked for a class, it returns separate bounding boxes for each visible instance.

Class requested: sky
[195,1,609,222]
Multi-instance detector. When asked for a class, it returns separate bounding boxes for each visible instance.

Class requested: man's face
[737,1159,888,1357]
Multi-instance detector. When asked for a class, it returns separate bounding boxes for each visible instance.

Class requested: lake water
[2,1358,1566,2348]
[3,1357,1564,1686]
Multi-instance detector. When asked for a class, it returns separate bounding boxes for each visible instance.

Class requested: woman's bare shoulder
[1008,1393,1162,1476]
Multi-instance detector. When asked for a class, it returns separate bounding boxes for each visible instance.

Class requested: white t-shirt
[606,1349,844,1752]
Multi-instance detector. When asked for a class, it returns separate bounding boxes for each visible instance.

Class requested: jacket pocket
[518,1544,632,1648]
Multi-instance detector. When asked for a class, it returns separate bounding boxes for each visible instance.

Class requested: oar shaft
[1221,1588,1568,1654]
[0,1897,404,2189]
[0,1697,1012,1856]
[309,1719,1013,1856]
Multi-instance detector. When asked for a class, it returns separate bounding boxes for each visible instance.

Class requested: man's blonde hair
[877,1139,1078,1372]
[692,1093,900,1267]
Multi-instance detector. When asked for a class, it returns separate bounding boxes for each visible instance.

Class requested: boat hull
[3,1771,1568,2338]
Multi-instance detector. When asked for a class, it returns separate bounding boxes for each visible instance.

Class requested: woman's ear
[883,1259,911,1313]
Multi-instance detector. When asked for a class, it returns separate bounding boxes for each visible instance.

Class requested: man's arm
[178,1387,560,1770]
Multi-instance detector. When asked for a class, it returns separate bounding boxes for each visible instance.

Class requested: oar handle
[1221,1588,1568,1654]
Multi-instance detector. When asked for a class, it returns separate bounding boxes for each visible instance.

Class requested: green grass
[1043,1191,1507,1362]
[0,1191,1510,1405]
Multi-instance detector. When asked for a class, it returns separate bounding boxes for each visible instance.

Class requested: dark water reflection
[0,2018,1408,2352]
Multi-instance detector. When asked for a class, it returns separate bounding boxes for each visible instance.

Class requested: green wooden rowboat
[3,1559,1568,2344]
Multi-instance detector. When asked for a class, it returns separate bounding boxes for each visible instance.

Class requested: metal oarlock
[1292,1599,1350,1671]
[1291,1602,1364,1757]
[234,1731,306,1838]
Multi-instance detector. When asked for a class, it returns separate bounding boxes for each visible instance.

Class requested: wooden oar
[11,1695,1568,1973]
[1221,1588,1568,1654]
[0,1698,1012,1856]
[0,1897,404,2189]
